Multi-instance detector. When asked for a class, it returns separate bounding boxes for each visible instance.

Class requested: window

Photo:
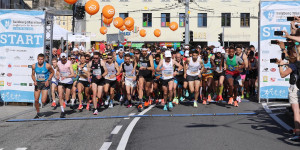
[143,13,152,27]
[63,22,65,25]
[161,13,170,27]
[240,13,250,27]
[101,14,110,27]
[119,13,129,19]
[221,13,231,27]
[198,13,207,27]
[179,13,185,27]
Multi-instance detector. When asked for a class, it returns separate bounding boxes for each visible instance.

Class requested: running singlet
[57,60,73,84]
[174,60,184,79]
[226,55,240,76]
[203,58,212,74]
[162,59,174,80]
[154,60,162,78]
[105,62,117,81]
[51,66,58,83]
[72,63,78,75]
[35,62,49,82]
[187,57,201,76]
[91,60,104,77]
[239,53,246,74]
[123,63,135,81]
[214,56,223,73]
[116,55,124,66]
[78,63,88,81]
[139,54,151,76]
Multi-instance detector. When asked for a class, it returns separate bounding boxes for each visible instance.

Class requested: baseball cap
[73,48,79,52]
[70,55,76,58]
[141,48,147,51]
[179,51,184,56]
[60,53,67,58]
[184,50,189,57]
[165,50,172,58]
[162,46,167,49]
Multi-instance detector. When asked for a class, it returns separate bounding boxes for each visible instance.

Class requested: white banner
[259,1,300,99]
[0,10,45,103]
[67,33,90,43]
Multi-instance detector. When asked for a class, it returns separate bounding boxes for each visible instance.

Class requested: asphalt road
[0,100,299,150]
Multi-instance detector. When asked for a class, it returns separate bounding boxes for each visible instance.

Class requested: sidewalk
[0,105,35,122]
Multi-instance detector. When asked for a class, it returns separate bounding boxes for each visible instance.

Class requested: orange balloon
[140,29,146,37]
[128,25,134,31]
[64,0,77,5]
[102,5,115,19]
[113,17,124,29]
[169,22,178,31]
[154,29,161,37]
[85,0,100,16]
[124,17,134,28]
[120,26,125,31]
[100,26,107,35]
[103,16,113,25]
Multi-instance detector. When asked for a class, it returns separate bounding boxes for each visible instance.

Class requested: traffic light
[182,31,185,42]
[218,33,223,46]
[75,5,85,20]
[190,31,193,43]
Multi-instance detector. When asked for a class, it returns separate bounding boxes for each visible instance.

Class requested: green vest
[226,55,238,71]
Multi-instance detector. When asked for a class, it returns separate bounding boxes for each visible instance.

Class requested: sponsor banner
[0,10,44,103]
[259,1,300,99]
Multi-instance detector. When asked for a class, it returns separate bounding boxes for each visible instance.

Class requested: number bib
[61,72,69,77]
[36,74,46,81]
[140,63,148,68]
[228,65,236,71]
[162,69,173,77]
[190,66,199,74]
[93,69,101,76]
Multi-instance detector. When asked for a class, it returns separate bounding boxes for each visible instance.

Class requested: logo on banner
[262,51,269,54]
[14,56,21,60]
[270,68,276,72]
[28,65,32,68]
[28,56,34,61]
[20,83,27,86]
[29,83,33,86]
[8,64,12,68]
[7,82,12,86]
[0,56,6,60]
[13,83,20,86]
[0,73,5,77]
[263,76,268,82]
[7,73,12,77]
[262,59,268,62]
[285,78,290,81]
[1,19,11,29]
[263,10,275,22]
[263,68,268,72]
[277,79,284,81]
[0,81,4,86]
[270,77,276,82]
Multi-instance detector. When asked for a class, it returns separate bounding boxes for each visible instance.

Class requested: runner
[211,48,226,102]
[104,53,120,108]
[70,55,78,109]
[153,54,163,104]
[225,47,245,107]
[173,52,185,104]
[116,48,125,103]
[201,51,215,104]
[245,51,258,98]
[136,48,154,112]
[77,55,91,111]
[184,50,204,108]
[88,52,108,115]
[156,51,182,111]
[236,45,248,100]
[51,58,59,107]
[32,53,54,119]
[121,54,137,108]
[56,53,75,118]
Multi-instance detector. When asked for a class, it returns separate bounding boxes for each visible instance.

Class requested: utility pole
[184,0,189,45]
[222,27,224,47]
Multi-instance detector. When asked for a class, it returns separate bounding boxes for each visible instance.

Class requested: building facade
[85,0,259,49]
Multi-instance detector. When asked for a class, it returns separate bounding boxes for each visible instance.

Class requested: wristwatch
[278,65,283,67]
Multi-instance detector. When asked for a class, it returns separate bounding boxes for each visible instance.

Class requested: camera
[274,31,284,36]
[270,58,277,63]
[287,17,295,21]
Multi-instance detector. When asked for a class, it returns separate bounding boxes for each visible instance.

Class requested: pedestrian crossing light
[218,33,223,46]
[190,31,193,43]
[182,31,185,42]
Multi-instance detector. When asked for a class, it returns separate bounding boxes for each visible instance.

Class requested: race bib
[36,74,46,81]
[61,72,69,77]
[163,69,173,77]
[93,69,101,76]
[228,65,236,71]
[190,66,199,74]
[141,63,148,67]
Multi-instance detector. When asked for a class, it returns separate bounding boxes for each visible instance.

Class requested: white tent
[52,23,69,40]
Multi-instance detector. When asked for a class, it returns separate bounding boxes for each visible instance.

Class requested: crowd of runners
[32,44,258,118]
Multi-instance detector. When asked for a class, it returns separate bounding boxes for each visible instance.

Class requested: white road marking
[269,107,286,111]
[262,103,293,131]
[111,125,123,135]
[117,105,154,150]
[124,113,136,119]
[16,148,27,150]
[99,142,112,150]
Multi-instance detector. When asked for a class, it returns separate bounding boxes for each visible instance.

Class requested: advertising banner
[0,10,45,103]
[260,1,300,99]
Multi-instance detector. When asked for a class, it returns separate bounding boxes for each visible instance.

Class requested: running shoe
[228,97,234,105]
[161,99,165,105]
[60,112,65,118]
[194,100,198,107]
[104,100,109,106]
[185,90,189,97]
[119,95,124,102]
[169,102,173,109]
[63,101,66,108]
[219,95,224,101]
[137,104,143,112]
[93,109,98,115]
[163,104,168,111]
[172,98,177,104]
[208,94,212,102]
[155,99,159,105]
[241,94,244,99]
[34,113,41,119]
[202,99,207,105]
[246,93,250,98]
[144,100,149,107]
[106,95,110,102]
[234,101,239,107]
[100,98,104,106]
[127,104,133,108]
[180,97,184,102]
[77,104,83,110]
[86,103,90,110]
[175,98,179,105]
[109,100,114,108]
[289,135,300,141]
[213,94,217,100]
[215,95,220,101]
[124,100,129,106]
[51,102,56,107]
[237,96,242,103]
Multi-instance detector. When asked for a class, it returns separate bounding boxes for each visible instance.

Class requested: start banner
[259,1,300,99]
[0,10,45,103]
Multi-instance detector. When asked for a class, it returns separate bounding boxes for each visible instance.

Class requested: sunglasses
[93,57,99,60]
[134,53,139,54]
[107,58,112,59]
